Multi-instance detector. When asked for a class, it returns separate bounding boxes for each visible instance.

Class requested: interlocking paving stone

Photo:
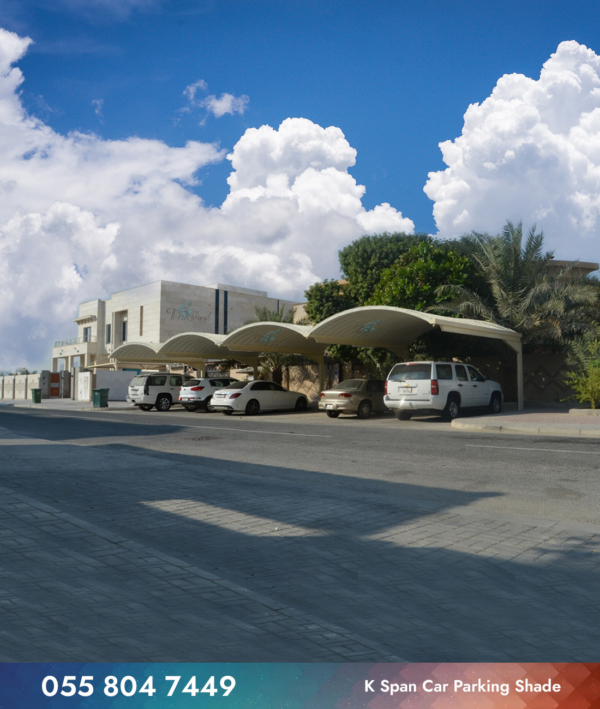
[2,423,600,660]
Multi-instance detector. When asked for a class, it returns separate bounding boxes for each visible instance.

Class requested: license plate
[214,394,223,398]
[326,404,334,409]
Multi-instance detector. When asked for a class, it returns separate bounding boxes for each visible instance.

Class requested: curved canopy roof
[222,322,326,356]
[158,332,228,360]
[110,343,163,362]
[310,306,521,352]
[112,307,521,364]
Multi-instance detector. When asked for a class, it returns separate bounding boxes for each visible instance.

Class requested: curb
[451,420,600,438]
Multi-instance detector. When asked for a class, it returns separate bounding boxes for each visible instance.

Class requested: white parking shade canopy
[109,343,164,363]
[157,332,229,360]
[221,323,327,357]
[309,306,523,410]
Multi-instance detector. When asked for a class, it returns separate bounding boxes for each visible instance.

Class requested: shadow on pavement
[1,436,598,661]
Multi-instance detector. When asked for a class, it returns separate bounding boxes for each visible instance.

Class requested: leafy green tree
[368,241,473,311]
[435,222,599,347]
[338,232,431,305]
[565,366,600,408]
[303,279,356,325]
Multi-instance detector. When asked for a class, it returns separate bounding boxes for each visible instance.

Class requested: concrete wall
[14,375,28,399]
[95,370,138,400]
[105,281,162,354]
[77,372,93,401]
[469,353,574,404]
[27,372,50,399]
[3,377,14,399]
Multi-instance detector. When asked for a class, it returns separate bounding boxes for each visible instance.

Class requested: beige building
[52,280,296,371]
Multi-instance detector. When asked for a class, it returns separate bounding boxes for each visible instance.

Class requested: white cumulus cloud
[0,28,414,370]
[424,40,600,258]
[202,92,249,118]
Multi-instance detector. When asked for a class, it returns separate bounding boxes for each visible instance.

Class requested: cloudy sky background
[1,1,600,369]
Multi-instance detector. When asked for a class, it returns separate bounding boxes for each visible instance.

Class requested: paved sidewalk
[0,425,401,663]
[2,420,600,661]
[0,399,133,412]
[452,408,600,437]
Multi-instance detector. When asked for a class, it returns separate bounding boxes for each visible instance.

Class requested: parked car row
[127,374,309,416]
[126,360,503,421]
[318,360,502,421]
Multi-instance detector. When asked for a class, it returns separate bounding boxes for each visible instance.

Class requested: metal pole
[516,343,524,411]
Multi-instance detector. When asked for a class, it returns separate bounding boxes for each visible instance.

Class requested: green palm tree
[435,222,599,347]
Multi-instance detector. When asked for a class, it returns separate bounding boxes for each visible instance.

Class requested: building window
[139,305,144,336]
[83,327,91,342]
[122,320,127,343]
[106,324,111,344]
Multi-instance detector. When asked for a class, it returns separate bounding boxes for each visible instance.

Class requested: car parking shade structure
[221,322,328,388]
[111,306,523,410]
[309,306,524,410]
[111,334,261,376]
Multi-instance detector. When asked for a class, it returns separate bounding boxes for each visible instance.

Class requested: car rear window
[129,377,147,386]
[334,379,364,390]
[223,381,249,389]
[436,364,453,380]
[182,379,201,387]
[388,363,432,381]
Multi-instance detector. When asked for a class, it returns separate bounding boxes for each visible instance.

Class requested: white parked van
[385,361,502,421]
[127,373,186,412]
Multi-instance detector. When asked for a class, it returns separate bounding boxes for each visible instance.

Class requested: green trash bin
[31,388,42,404]
[92,388,110,408]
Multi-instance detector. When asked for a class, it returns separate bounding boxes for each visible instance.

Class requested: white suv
[127,373,187,412]
[385,361,503,421]
[178,377,237,412]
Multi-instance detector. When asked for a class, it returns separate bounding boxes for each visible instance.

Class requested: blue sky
[2,0,600,368]
[5,0,600,233]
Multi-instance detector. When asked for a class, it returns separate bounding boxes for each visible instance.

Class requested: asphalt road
[3,406,600,524]
[1,406,599,662]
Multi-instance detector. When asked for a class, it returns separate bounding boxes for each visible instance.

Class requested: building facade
[52,281,297,371]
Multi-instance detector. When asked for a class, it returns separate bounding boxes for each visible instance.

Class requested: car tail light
[385,380,388,394]
[339,393,352,398]
[189,386,204,391]
[431,379,439,395]
[319,392,325,398]
[230,393,242,399]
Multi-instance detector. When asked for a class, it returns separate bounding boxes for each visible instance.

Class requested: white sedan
[210,380,308,415]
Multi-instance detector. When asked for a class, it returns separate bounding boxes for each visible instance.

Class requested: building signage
[166,302,212,322]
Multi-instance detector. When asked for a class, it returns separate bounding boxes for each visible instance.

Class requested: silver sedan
[318,378,387,419]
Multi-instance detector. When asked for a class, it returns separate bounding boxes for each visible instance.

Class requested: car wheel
[326,410,340,418]
[489,392,502,414]
[155,395,172,412]
[442,395,460,421]
[203,396,212,411]
[184,406,196,413]
[295,397,308,411]
[356,400,372,419]
[245,399,260,416]
[395,410,412,420]
[138,404,153,412]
